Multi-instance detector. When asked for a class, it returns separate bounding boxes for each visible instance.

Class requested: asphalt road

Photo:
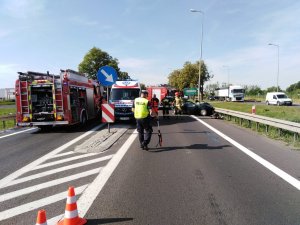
[86,116,300,225]
[0,116,300,224]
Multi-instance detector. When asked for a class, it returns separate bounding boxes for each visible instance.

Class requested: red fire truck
[15,69,103,129]
[147,86,169,102]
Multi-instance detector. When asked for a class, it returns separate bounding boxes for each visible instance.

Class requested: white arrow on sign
[101,69,114,82]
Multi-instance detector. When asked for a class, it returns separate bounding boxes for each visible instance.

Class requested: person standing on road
[150,94,159,117]
[173,92,183,119]
[162,95,171,119]
[132,90,153,150]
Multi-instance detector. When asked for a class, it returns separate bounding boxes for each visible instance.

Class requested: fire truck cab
[15,70,103,129]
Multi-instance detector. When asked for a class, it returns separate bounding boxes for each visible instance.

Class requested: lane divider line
[0,127,37,139]
[192,115,300,191]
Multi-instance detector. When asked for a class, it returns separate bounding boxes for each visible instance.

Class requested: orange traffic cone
[36,209,48,225]
[57,186,87,225]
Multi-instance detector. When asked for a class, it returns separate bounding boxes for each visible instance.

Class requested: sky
[1,0,300,90]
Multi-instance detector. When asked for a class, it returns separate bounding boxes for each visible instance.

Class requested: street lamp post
[268,43,280,92]
[190,9,204,101]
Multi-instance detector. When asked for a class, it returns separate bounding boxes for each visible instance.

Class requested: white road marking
[33,153,98,170]
[51,151,75,158]
[0,127,37,139]
[0,185,87,221]
[0,123,105,188]
[48,130,138,224]
[0,168,101,203]
[4,156,111,188]
[192,115,300,191]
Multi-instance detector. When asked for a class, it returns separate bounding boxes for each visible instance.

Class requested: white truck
[109,80,141,121]
[214,85,245,101]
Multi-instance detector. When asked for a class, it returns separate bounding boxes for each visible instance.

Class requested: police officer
[132,90,153,150]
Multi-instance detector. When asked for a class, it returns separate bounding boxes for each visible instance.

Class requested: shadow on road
[149,143,230,153]
[87,217,134,224]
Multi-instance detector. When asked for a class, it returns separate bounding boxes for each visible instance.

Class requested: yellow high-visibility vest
[134,97,149,119]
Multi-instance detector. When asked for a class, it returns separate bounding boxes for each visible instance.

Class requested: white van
[265,92,293,106]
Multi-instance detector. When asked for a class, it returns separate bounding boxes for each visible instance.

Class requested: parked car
[265,92,293,106]
[181,100,215,116]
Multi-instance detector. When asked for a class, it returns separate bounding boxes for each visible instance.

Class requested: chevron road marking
[3,155,112,188]
[0,168,101,203]
[0,185,88,221]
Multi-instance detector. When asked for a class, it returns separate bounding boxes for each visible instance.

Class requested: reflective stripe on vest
[134,98,149,119]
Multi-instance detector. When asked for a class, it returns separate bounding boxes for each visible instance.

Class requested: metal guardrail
[215,108,300,141]
[0,114,16,129]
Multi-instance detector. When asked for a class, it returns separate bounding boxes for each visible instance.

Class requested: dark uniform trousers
[136,116,152,146]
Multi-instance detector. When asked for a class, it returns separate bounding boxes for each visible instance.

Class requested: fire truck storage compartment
[70,87,80,122]
[31,85,54,121]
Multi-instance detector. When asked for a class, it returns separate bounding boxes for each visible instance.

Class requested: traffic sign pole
[107,87,110,132]
[97,65,118,133]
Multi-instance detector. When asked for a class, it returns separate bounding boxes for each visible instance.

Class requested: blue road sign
[97,66,118,86]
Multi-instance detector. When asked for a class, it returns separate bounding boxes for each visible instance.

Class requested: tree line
[78,47,299,99]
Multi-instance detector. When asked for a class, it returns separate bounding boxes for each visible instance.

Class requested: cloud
[2,0,46,19]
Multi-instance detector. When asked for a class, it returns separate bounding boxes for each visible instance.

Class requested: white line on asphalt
[48,130,138,224]
[0,185,87,221]
[0,123,105,188]
[51,151,76,158]
[4,156,112,187]
[192,115,300,191]
[33,153,99,170]
[0,127,37,139]
[0,168,101,203]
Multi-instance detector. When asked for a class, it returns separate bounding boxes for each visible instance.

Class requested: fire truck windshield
[110,88,140,101]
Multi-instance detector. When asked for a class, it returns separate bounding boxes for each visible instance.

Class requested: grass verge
[210,102,300,149]
[0,108,16,130]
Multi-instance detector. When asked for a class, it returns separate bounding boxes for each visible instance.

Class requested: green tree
[78,47,130,81]
[286,81,300,93]
[140,83,146,90]
[168,69,181,89]
[78,47,119,80]
[118,71,131,80]
[266,86,282,92]
[168,60,212,100]
[244,85,263,96]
